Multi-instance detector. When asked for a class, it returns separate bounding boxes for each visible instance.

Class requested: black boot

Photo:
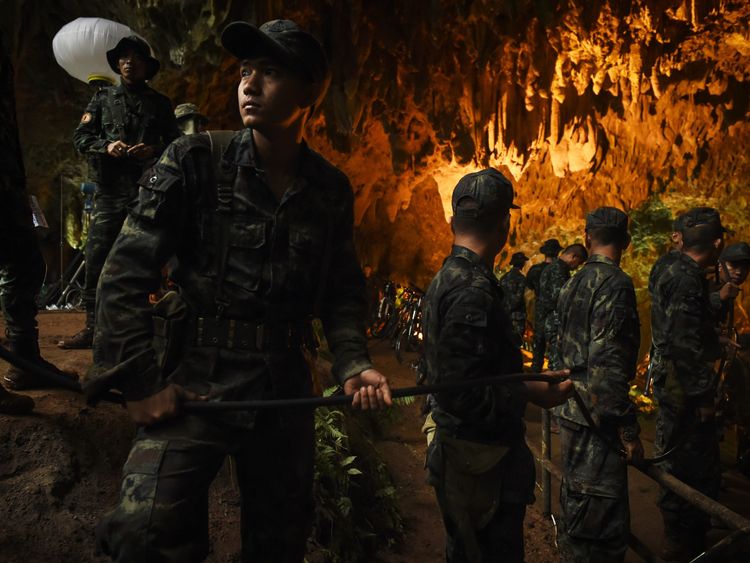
[57,309,94,349]
[3,336,79,391]
[0,382,34,414]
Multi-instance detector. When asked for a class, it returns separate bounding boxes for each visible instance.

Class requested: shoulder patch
[80,112,93,124]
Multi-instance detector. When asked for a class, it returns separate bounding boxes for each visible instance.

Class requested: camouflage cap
[678,207,726,234]
[221,19,330,103]
[585,206,629,233]
[540,239,562,256]
[510,251,529,265]
[174,103,207,122]
[721,242,750,263]
[451,169,519,218]
[672,213,685,232]
[106,36,160,80]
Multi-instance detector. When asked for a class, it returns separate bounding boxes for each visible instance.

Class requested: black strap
[207,130,238,317]
[108,87,127,142]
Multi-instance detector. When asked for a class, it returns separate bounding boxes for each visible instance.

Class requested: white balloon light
[52,17,150,85]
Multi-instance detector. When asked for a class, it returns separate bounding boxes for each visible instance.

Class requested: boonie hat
[174,103,207,122]
[106,36,160,80]
[510,252,529,266]
[540,239,563,256]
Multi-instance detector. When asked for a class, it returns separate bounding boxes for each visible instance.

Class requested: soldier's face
[238,58,313,130]
[725,261,750,285]
[118,49,147,84]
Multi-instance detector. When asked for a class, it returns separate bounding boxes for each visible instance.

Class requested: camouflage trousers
[508,312,525,346]
[558,419,629,563]
[531,310,548,372]
[84,186,138,317]
[97,411,315,563]
[426,433,533,563]
[653,394,721,542]
[0,191,44,342]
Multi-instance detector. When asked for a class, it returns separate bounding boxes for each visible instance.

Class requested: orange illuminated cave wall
[7,0,750,334]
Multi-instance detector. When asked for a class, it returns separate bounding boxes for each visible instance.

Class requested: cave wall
[3,0,750,324]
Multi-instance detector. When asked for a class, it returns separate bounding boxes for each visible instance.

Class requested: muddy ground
[0,312,566,562]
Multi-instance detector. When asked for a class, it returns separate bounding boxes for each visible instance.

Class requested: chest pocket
[222,220,267,293]
[288,223,327,294]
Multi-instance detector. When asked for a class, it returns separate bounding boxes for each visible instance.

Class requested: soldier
[86,19,391,562]
[708,242,750,459]
[649,207,725,561]
[537,243,588,371]
[0,33,76,401]
[709,242,750,325]
[528,239,562,372]
[556,207,644,562]
[58,35,180,350]
[174,102,209,135]
[499,251,529,344]
[423,169,572,562]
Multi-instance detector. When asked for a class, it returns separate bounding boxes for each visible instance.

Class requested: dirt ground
[0,311,558,562]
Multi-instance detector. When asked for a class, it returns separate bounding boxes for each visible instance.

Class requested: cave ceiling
[3,0,750,326]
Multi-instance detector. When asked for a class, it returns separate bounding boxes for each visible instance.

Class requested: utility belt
[191,316,314,352]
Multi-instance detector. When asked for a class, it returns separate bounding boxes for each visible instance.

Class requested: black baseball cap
[451,169,519,218]
[585,207,629,233]
[106,36,160,80]
[721,242,750,263]
[221,19,330,97]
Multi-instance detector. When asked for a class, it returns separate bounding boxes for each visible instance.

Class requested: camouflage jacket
[556,255,640,431]
[648,251,721,403]
[537,258,571,318]
[499,267,526,319]
[525,261,548,295]
[73,82,180,184]
[89,129,372,403]
[423,245,526,444]
[707,276,733,327]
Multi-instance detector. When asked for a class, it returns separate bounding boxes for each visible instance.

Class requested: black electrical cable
[0,342,689,464]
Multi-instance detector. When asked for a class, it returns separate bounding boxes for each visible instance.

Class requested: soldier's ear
[584,231,592,249]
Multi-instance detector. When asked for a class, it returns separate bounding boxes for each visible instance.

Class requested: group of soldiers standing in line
[488,207,750,562]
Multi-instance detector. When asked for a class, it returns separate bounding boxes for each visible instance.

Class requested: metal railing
[529,413,750,563]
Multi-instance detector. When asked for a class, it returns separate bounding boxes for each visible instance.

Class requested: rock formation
[3,0,749,327]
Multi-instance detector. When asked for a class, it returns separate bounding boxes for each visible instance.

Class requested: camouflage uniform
[424,245,533,563]
[526,261,548,368]
[556,252,640,563]
[72,79,179,332]
[535,258,572,371]
[499,266,526,343]
[0,36,44,347]
[0,33,61,405]
[87,128,372,562]
[649,249,722,548]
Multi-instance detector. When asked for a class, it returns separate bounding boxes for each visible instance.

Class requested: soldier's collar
[234,128,313,179]
[451,245,496,278]
[586,254,617,267]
